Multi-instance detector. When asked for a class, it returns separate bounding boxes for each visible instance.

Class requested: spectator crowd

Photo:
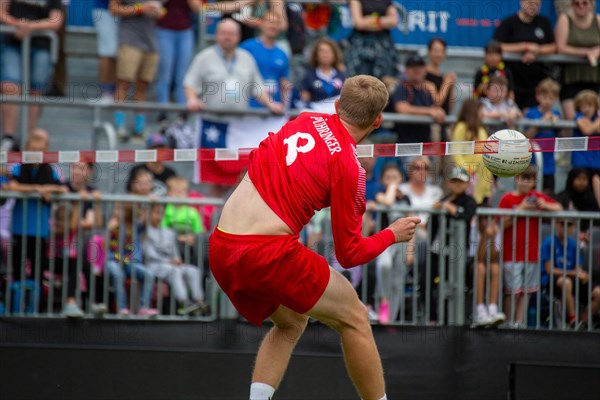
[0,0,599,328]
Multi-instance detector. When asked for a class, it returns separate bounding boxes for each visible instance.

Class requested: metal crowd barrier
[475,208,600,332]
[0,191,224,321]
[309,205,600,331]
[1,191,599,331]
[0,26,59,150]
[315,205,469,326]
[371,206,468,326]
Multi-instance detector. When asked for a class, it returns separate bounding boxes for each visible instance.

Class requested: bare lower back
[217,173,293,235]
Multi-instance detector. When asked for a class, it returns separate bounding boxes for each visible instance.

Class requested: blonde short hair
[574,90,600,114]
[536,78,560,98]
[337,75,389,130]
[166,176,189,192]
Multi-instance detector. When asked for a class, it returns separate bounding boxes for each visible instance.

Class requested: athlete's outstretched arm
[329,162,396,268]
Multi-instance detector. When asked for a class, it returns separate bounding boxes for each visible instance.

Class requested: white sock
[250,382,275,400]
[477,304,487,315]
[362,394,387,400]
[488,303,498,315]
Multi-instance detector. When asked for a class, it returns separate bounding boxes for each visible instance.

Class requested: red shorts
[209,228,330,326]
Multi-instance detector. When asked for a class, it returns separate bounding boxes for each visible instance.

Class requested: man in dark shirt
[0,0,65,151]
[493,0,556,111]
[393,55,446,144]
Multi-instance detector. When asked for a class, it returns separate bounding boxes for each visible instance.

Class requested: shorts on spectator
[0,44,52,91]
[116,45,158,83]
[93,8,119,57]
[548,281,593,307]
[503,262,538,294]
[560,82,600,101]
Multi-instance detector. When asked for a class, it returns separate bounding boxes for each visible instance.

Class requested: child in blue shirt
[6,130,66,313]
[541,218,600,328]
[524,78,561,195]
[571,90,600,201]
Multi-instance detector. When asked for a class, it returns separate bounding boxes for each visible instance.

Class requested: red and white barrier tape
[1,137,598,164]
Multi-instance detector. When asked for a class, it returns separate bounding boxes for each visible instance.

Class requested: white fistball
[482,129,532,178]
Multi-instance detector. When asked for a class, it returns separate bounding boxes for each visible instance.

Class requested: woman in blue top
[299,37,345,106]
[571,90,600,207]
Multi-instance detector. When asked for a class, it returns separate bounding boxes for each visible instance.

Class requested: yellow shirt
[451,122,493,204]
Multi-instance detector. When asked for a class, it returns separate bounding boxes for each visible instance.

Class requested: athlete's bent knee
[332,301,370,333]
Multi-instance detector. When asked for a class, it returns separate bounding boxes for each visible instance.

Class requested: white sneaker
[63,303,84,319]
[488,311,506,327]
[92,303,107,318]
[367,306,379,322]
[474,308,493,327]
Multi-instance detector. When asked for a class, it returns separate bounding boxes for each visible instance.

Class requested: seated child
[162,176,206,263]
[144,204,208,315]
[105,202,157,317]
[541,218,600,329]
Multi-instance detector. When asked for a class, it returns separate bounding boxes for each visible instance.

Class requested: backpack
[286,3,306,55]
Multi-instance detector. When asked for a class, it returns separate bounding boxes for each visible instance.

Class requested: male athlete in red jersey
[209,75,421,400]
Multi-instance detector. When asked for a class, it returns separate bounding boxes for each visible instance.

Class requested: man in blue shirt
[240,11,290,109]
[541,218,600,328]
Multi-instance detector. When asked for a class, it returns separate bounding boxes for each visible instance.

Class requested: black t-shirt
[359,0,391,16]
[425,71,451,114]
[355,0,392,34]
[430,192,478,252]
[126,164,177,197]
[473,64,515,97]
[392,81,434,144]
[493,14,555,92]
[5,0,63,48]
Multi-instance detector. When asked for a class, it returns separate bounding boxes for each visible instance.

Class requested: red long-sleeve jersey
[248,112,395,268]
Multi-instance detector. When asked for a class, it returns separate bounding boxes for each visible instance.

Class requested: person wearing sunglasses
[555,0,600,122]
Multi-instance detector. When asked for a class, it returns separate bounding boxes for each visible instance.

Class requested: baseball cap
[146,133,167,148]
[405,54,426,68]
[448,167,470,182]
